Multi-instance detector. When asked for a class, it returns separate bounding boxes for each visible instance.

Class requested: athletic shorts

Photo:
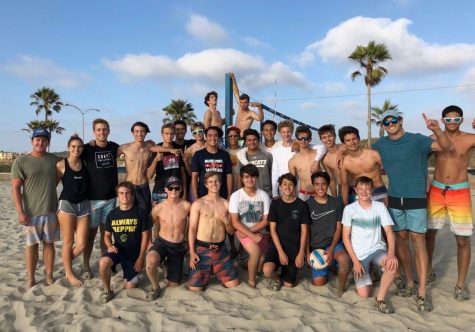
[236,232,269,256]
[102,252,138,283]
[151,191,167,205]
[148,236,186,283]
[311,241,346,279]
[355,249,387,289]
[264,247,298,285]
[57,200,91,218]
[388,196,427,233]
[89,198,116,229]
[372,185,388,203]
[134,183,152,213]
[188,240,239,288]
[24,213,60,246]
[427,181,473,236]
[298,189,316,201]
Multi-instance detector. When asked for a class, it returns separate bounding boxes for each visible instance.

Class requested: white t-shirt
[229,188,270,233]
[342,200,394,260]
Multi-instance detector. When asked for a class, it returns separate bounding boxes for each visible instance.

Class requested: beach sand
[1,178,475,332]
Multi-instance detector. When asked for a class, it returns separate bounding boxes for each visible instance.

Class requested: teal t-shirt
[373,132,432,198]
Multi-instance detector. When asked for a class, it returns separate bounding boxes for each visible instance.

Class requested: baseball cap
[166,176,182,188]
[32,128,51,139]
[381,110,401,121]
[226,125,241,136]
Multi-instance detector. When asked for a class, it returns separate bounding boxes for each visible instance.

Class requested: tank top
[59,158,88,203]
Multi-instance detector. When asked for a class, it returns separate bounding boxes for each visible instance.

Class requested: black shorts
[265,247,298,285]
[149,236,186,283]
[103,252,138,282]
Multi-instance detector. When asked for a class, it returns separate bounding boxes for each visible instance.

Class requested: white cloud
[103,49,311,91]
[186,14,229,45]
[241,36,271,49]
[299,16,475,75]
[4,55,90,88]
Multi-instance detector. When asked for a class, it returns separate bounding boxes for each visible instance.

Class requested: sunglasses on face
[167,186,181,191]
[443,117,462,124]
[296,136,311,141]
[191,129,204,135]
[382,118,399,126]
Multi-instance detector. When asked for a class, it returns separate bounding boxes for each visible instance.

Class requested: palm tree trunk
[367,84,372,148]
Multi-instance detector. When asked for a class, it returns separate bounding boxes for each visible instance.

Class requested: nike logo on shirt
[311,210,335,220]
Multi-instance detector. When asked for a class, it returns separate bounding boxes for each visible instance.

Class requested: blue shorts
[102,252,138,283]
[24,213,60,246]
[388,208,428,233]
[311,242,346,279]
[89,198,116,229]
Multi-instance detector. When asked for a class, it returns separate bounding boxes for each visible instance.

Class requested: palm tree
[22,120,44,133]
[162,99,196,125]
[30,87,63,122]
[349,41,391,147]
[371,99,402,137]
[23,119,65,150]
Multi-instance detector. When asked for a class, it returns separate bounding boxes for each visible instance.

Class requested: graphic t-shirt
[237,150,273,197]
[82,142,119,200]
[152,150,184,193]
[306,196,343,249]
[191,148,232,198]
[105,206,151,262]
[229,188,270,234]
[342,201,393,260]
[11,153,58,216]
[268,197,310,258]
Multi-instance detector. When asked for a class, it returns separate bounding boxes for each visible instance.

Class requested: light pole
[64,103,101,140]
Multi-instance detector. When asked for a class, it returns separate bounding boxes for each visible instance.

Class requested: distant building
[0,152,19,160]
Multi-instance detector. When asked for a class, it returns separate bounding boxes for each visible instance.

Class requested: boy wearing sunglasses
[425,105,475,301]
[372,110,452,312]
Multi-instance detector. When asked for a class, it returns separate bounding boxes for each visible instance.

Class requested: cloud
[3,55,90,88]
[186,14,229,45]
[241,36,271,49]
[299,16,475,76]
[103,49,311,91]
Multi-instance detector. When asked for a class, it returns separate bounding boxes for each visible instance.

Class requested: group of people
[11,80,474,314]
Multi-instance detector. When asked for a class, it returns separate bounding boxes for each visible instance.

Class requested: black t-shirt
[191,148,232,199]
[105,206,151,262]
[152,151,184,193]
[82,142,119,200]
[306,195,343,249]
[268,197,310,258]
[173,140,195,152]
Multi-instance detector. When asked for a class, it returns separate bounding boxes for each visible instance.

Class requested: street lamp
[64,103,101,140]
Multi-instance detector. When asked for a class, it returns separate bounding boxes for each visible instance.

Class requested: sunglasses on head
[296,136,311,141]
[191,129,204,135]
[382,118,399,126]
[443,117,462,124]
[167,186,181,191]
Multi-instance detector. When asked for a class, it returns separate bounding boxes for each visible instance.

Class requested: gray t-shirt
[238,150,273,197]
[11,153,58,216]
[306,196,343,249]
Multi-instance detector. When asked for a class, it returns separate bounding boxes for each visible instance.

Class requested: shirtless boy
[183,122,206,176]
[230,73,264,133]
[203,91,224,128]
[188,172,240,291]
[289,125,320,201]
[338,126,387,205]
[426,105,475,301]
[318,124,346,198]
[145,176,191,300]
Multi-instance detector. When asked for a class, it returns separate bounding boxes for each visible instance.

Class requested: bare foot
[46,275,54,286]
[66,274,83,287]
[26,278,36,289]
[248,280,256,288]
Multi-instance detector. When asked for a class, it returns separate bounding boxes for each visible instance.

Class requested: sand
[1,178,475,332]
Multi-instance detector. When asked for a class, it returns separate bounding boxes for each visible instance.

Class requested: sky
[1,0,474,152]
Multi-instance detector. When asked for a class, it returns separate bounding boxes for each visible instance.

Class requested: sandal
[266,279,283,291]
[145,287,161,301]
[100,290,114,304]
[81,270,93,280]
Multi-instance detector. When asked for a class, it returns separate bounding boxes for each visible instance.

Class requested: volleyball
[309,249,329,270]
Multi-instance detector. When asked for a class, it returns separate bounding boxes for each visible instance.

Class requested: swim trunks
[134,183,152,213]
[354,249,387,289]
[264,247,299,285]
[311,241,346,279]
[149,236,186,283]
[388,196,427,233]
[24,213,59,246]
[188,240,239,288]
[298,189,316,201]
[372,185,388,203]
[236,232,269,255]
[428,180,473,236]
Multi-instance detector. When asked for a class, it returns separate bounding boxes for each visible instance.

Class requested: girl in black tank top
[56,135,91,286]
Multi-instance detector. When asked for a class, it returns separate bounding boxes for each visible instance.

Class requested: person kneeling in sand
[145,176,191,301]
[306,171,351,297]
[342,176,398,314]
[230,164,270,288]
[188,172,239,291]
[263,173,309,290]
[99,181,151,304]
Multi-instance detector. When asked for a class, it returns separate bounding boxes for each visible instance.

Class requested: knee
[263,264,274,277]
[337,256,351,273]
[312,277,328,286]
[146,253,160,270]
[356,286,370,298]
[456,236,470,249]
[99,258,111,272]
